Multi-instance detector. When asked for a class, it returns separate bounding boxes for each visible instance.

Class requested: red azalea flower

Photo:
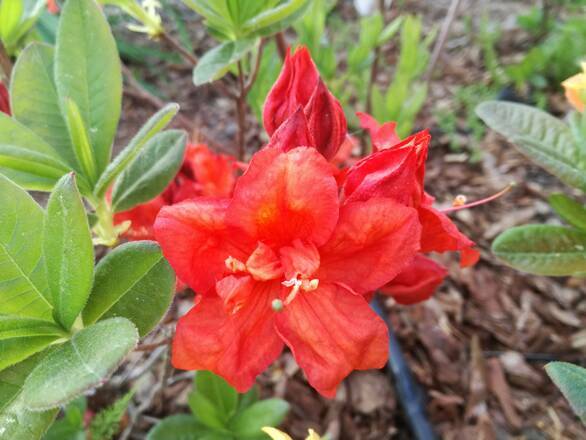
[47,0,60,14]
[263,46,347,160]
[0,81,10,115]
[154,147,421,397]
[114,144,236,240]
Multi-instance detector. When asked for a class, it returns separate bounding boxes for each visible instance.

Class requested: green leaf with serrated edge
[146,414,212,440]
[44,174,94,330]
[193,39,258,86]
[55,0,122,175]
[112,130,186,212]
[21,318,139,411]
[228,399,290,437]
[476,101,586,191]
[549,193,586,231]
[492,224,586,276]
[194,371,238,420]
[10,43,78,170]
[0,174,52,319]
[0,352,58,440]
[0,316,63,370]
[94,103,179,198]
[545,362,586,423]
[83,241,174,337]
[64,99,99,185]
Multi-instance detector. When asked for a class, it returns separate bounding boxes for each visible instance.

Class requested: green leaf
[94,103,179,198]
[0,174,52,319]
[10,43,78,170]
[228,399,290,437]
[237,386,258,411]
[188,389,227,430]
[377,16,403,46]
[548,193,586,231]
[193,39,258,86]
[21,318,139,411]
[492,224,586,276]
[0,353,58,440]
[83,241,175,337]
[240,0,310,38]
[112,130,186,212]
[476,101,586,191]
[0,0,23,45]
[195,371,238,419]
[64,98,99,185]
[55,0,122,175]
[545,362,586,423]
[146,414,212,440]
[89,390,135,440]
[44,173,94,330]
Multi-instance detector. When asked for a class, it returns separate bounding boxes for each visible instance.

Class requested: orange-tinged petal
[172,282,284,392]
[184,144,237,197]
[318,198,421,294]
[228,147,339,248]
[418,204,475,254]
[246,242,283,281]
[280,239,320,279]
[216,274,255,314]
[275,283,388,398]
[154,198,254,294]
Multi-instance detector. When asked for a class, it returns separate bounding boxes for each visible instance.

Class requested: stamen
[225,256,246,273]
[282,277,302,305]
[441,182,516,213]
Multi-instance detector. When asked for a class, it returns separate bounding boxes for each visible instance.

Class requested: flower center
[281,275,319,305]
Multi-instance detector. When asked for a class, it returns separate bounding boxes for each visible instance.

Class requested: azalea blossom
[155,146,421,397]
[0,81,10,115]
[562,62,586,113]
[47,0,59,14]
[115,143,236,240]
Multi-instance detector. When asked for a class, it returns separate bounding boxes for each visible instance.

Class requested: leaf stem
[93,198,118,247]
[159,30,198,66]
[0,41,12,80]
[236,61,247,161]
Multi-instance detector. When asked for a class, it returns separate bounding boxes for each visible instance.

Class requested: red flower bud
[0,81,10,116]
[266,106,315,152]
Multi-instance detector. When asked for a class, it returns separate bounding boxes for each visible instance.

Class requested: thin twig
[274,32,288,60]
[424,0,462,85]
[159,30,198,66]
[236,61,247,160]
[0,42,12,80]
[244,39,266,95]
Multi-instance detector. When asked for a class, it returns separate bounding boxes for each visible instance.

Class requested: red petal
[173,284,284,392]
[418,204,475,254]
[184,144,236,198]
[246,242,283,281]
[356,112,400,151]
[114,195,166,241]
[0,81,10,115]
[304,79,347,160]
[263,47,319,135]
[380,255,448,305]
[279,239,320,279]
[216,274,255,314]
[154,198,254,294]
[266,107,316,152]
[318,197,421,294]
[228,147,339,248]
[460,247,480,268]
[275,283,388,397]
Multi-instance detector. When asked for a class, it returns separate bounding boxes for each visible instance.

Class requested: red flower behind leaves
[47,0,60,14]
[155,147,421,397]
[114,144,236,241]
[263,47,347,160]
[0,81,10,115]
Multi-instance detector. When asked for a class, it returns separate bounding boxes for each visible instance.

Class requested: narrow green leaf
[44,173,94,330]
[549,193,586,231]
[0,0,23,45]
[377,16,403,46]
[195,371,238,419]
[64,98,99,185]
[193,39,258,86]
[55,0,122,174]
[112,130,186,212]
[476,101,586,191]
[0,174,52,319]
[21,318,139,411]
[94,103,179,198]
[228,399,290,437]
[545,362,586,423]
[83,241,175,337]
[492,224,586,276]
[146,415,211,440]
[241,0,310,37]
[10,43,78,169]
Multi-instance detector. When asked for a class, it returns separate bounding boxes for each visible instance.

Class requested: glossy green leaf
[195,371,238,419]
[146,415,212,440]
[548,193,586,231]
[228,399,289,437]
[193,39,258,86]
[10,43,78,170]
[94,103,179,198]
[241,0,310,38]
[83,241,175,337]
[64,98,99,185]
[44,174,94,330]
[492,224,586,276]
[545,362,586,422]
[112,130,186,212]
[0,174,52,319]
[476,101,586,191]
[21,318,139,411]
[0,0,23,45]
[55,0,122,175]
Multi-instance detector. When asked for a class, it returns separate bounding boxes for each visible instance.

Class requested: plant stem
[275,31,288,60]
[159,30,198,66]
[236,61,247,160]
[0,42,12,80]
[93,198,118,247]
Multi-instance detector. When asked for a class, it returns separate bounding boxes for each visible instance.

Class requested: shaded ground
[94,1,586,438]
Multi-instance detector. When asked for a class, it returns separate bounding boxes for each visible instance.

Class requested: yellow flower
[562,62,586,113]
[262,427,322,440]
